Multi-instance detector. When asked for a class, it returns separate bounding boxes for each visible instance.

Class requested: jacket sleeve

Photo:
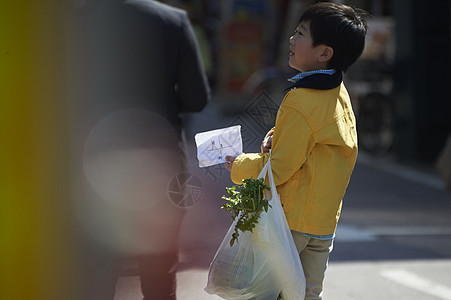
[231,153,270,184]
[231,99,315,186]
[270,102,315,186]
[176,12,210,113]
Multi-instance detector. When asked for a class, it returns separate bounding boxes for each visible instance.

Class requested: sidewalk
[112,151,451,300]
[114,259,451,300]
[113,99,451,300]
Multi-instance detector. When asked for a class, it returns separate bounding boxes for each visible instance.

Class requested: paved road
[114,99,451,300]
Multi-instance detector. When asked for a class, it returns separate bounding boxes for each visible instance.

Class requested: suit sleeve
[176,12,210,113]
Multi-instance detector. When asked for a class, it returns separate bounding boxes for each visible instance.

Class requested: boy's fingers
[224,156,236,171]
[266,136,272,146]
[265,130,274,138]
[263,136,272,148]
[225,155,236,162]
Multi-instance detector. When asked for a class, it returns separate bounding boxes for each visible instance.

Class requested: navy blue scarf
[284,71,343,92]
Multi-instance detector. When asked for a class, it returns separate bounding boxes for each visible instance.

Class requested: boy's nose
[289,35,295,45]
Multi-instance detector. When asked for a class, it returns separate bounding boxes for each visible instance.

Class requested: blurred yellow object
[0,2,74,299]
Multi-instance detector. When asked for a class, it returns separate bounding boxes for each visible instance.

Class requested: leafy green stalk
[221,177,271,246]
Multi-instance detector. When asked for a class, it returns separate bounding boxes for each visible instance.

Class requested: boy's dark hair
[299,2,368,72]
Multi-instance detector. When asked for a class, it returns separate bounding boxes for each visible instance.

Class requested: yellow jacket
[231,82,357,235]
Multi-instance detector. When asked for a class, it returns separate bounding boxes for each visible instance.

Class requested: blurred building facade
[391,0,450,163]
[173,0,451,164]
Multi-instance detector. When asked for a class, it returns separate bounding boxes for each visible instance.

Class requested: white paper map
[195,125,243,168]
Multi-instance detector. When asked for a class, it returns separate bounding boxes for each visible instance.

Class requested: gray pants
[291,231,334,300]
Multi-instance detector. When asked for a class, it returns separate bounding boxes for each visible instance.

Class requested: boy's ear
[319,46,333,63]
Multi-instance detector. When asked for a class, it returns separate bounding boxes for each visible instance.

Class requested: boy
[224,2,367,299]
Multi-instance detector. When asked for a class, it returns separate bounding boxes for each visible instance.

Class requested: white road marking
[335,225,451,242]
[368,226,451,236]
[380,269,451,300]
[335,224,378,242]
[357,152,446,191]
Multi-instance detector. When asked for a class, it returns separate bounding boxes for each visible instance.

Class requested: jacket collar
[284,71,343,92]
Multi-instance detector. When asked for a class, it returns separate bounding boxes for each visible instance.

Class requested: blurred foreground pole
[0,1,75,299]
[392,0,451,163]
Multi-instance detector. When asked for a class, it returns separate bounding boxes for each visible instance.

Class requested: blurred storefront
[174,0,450,164]
[391,0,450,163]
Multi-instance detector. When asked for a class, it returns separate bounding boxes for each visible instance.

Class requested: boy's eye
[295,30,303,36]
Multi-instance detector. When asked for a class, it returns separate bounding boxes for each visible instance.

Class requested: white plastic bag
[205,155,305,300]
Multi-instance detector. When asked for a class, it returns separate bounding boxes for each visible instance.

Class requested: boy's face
[289,22,330,72]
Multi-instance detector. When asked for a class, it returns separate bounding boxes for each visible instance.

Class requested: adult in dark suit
[68,0,209,299]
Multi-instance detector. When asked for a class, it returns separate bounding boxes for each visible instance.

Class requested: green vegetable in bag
[221,177,271,246]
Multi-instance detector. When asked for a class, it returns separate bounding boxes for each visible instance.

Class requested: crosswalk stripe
[335,224,451,242]
[369,226,451,236]
[381,269,451,300]
[357,152,445,191]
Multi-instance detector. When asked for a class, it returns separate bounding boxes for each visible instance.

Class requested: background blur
[173,0,451,163]
[1,0,450,299]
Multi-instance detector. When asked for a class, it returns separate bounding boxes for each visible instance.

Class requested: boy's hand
[261,129,274,153]
[224,156,236,171]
